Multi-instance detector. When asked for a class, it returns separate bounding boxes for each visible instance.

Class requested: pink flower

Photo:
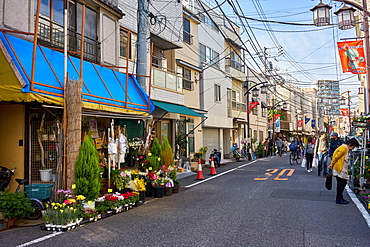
[64,199,70,204]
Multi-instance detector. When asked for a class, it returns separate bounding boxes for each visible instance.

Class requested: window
[200,13,218,31]
[262,108,267,117]
[182,67,193,91]
[183,18,193,44]
[215,84,221,102]
[120,29,131,58]
[200,43,220,68]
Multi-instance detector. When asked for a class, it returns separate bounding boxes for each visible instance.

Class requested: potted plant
[40,165,52,182]
[0,191,34,227]
[151,177,165,198]
[75,135,102,208]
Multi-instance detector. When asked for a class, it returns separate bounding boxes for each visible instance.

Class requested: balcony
[225,58,245,73]
[152,67,183,92]
[37,17,100,63]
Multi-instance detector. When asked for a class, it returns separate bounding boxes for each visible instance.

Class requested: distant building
[316,80,340,116]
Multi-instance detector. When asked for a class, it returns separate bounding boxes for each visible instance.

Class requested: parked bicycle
[229,147,241,161]
[0,166,53,220]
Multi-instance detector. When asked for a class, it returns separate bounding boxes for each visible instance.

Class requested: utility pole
[137,0,150,91]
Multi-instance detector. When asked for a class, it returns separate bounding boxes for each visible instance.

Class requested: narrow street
[2,154,370,247]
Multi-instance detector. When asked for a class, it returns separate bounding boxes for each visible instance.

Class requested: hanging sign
[311,119,316,128]
[297,120,303,128]
[248,102,259,113]
[274,114,281,121]
[337,40,366,74]
[305,118,311,124]
[340,108,349,117]
[275,117,281,133]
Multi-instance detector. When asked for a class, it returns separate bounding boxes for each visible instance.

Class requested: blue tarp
[0,31,154,113]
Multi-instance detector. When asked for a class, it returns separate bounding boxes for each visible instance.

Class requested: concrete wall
[0,104,25,192]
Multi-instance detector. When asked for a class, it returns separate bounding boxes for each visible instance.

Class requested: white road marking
[16,231,64,247]
[346,185,370,228]
[185,160,258,188]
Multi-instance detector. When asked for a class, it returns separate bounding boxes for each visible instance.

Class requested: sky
[207,0,362,104]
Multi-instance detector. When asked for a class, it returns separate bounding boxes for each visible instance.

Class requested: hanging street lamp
[310,0,332,26]
[334,4,357,30]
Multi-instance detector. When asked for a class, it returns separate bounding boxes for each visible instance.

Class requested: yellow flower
[69,199,76,204]
[60,210,64,213]
[54,206,58,210]
[76,195,86,201]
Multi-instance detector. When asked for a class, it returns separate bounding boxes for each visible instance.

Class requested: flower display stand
[153,187,164,198]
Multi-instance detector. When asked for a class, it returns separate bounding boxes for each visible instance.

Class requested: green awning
[153,101,204,117]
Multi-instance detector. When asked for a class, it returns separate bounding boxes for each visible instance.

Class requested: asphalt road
[2,154,370,247]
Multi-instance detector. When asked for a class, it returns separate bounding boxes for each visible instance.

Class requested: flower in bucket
[128,178,146,192]
[152,177,165,187]
[164,178,174,188]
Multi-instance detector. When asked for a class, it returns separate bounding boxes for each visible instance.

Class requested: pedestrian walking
[276,136,283,157]
[263,138,269,157]
[282,138,289,153]
[329,132,344,157]
[328,138,359,204]
[314,133,329,177]
[304,137,315,172]
[268,137,274,156]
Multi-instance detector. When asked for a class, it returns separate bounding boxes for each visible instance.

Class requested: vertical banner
[340,108,349,117]
[311,119,316,128]
[305,117,311,124]
[275,116,280,133]
[248,102,259,114]
[297,120,303,128]
[337,40,366,74]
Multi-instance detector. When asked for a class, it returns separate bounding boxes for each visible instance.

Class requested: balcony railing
[231,101,246,111]
[152,67,183,92]
[37,16,100,63]
[225,58,245,72]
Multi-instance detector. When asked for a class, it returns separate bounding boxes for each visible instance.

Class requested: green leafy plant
[75,135,102,201]
[148,138,163,171]
[161,138,174,167]
[0,191,34,219]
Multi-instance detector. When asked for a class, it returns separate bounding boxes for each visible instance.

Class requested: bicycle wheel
[227,151,233,159]
[27,199,43,220]
[289,152,295,165]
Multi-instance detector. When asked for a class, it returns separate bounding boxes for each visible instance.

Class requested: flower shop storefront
[0,31,154,190]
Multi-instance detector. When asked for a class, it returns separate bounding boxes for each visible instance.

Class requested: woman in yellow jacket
[328,138,359,204]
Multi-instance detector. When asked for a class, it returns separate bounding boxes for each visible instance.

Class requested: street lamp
[311,0,370,114]
[244,81,270,143]
[310,0,332,26]
[340,90,352,135]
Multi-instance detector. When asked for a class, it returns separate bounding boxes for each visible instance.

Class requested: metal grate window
[30,112,61,184]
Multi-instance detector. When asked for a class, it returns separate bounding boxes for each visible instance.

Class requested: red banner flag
[337,40,366,74]
[274,114,281,121]
[248,102,259,113]
[297,120,303,128]
[340,108,349,117]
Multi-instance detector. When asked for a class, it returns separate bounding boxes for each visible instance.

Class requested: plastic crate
[24,184,53,200]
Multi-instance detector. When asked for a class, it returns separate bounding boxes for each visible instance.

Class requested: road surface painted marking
[254,168,295,180]
[16,231,64,247]
[346,185,370,228]
[185,160,258,188]
[274,169,295,180]
[254,169,279,180]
